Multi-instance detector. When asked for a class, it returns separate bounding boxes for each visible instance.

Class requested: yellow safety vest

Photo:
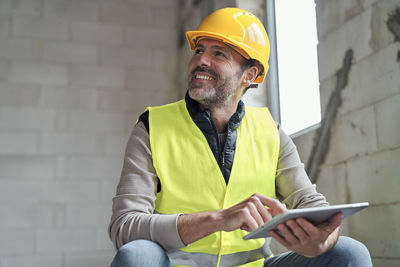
[148,99,280,267]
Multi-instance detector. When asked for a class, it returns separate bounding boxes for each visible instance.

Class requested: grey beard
[188,83,233,108]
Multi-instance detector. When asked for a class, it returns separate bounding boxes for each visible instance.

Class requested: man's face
[187,39,246,107]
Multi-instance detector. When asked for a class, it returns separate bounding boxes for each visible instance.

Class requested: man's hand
[177,193,286,245]
[216,193,287,232]
[269,212,342,258]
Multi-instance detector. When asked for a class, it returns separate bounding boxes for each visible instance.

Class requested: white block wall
[293,0,400,265]
[0,0,179,266]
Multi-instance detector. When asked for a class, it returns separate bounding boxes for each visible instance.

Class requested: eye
[214,51,227,58]
[194,48,203,54]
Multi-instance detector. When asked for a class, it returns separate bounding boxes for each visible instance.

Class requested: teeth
[196,74,213,80]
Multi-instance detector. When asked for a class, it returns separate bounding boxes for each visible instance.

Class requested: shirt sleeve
[108,122,186,251]
[275,124,329,209]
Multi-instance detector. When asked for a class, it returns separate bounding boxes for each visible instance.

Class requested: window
[275,0,321,135]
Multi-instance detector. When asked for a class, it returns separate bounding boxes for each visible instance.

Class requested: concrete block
[100,45,153,68]
[65,204,110,227]
[0,155,58,178]
[369,0,400,52]
[70,65,125,88]
[241,81,268,109]
[363,0,380,8]
[68,156,122,180]
[214,0,236,9]
[100,2,152,26]
[124,112,139,135]
[153,6,177,29]
[291,127,318,166]
[0,60,9,81]
[43,42,97,64]
[0,107,56,131]
[153,48,178,77]
[316,0,364,40]
[102,134,129,156]
[96,226,114,250]
[125,27,177,48]
[2,254,62,267]
[68,110,125,133]
[37,228,97,252]
[372,258,400,267]
[7,62,68,86]
[44,0,98,22]
[0,179,41,202]
[126,69,174,91]
[56,156,68,178]
[347,204,400,257]
[98,89,140,112]
[125,0,178,8]
[0,15,10,37]
[339,43,400,116]
[316,163,348,205]
[0,38,40,60]
[122,88,176,117]
[0,132,37,154]
[0,203,64,228]
[236,0,261,16]
[347,148,400,204]
[42,180,99,203]
[10,0,43,17]
[317,8,373,82]
[0,0,11,15]
[12,17,69,40]
[71,22,123,45]
[375,94,400,150]
[0,82,40,107]
[100,180,119,204]
[40,133,97,155]
[0,228,35,256]
[65,251,115,267]
[40,86,97,110]
[325,106,378,165]
[55,109,69,131]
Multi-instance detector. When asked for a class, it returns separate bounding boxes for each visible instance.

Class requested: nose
[197,52,211,67]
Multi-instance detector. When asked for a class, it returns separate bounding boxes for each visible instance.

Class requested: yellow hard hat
[186,7,270,83]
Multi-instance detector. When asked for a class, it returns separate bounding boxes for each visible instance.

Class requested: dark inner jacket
[138,92,246,192]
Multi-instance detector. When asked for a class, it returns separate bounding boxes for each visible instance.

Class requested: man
[109,8,372,267]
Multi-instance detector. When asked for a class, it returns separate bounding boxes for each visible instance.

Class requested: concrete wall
[0,0,179,266]
[293,0,400,266]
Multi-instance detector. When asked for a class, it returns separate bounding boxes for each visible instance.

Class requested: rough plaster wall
[293,0,400,265]
[0,0,179,266]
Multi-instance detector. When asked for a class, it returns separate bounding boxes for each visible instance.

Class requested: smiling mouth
[195,74,214,80]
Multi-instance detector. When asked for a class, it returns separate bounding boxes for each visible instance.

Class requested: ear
[241,65,259,87]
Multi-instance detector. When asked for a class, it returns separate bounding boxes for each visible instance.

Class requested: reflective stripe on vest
[148,99,280,266]
[167,238,273,267]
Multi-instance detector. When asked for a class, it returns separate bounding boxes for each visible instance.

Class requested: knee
[328,236,372,266]
[111,240,171,267]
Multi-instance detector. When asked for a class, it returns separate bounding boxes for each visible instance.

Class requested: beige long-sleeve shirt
[108,121,328,251]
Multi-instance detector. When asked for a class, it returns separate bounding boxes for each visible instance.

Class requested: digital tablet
[243,202,369,240]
